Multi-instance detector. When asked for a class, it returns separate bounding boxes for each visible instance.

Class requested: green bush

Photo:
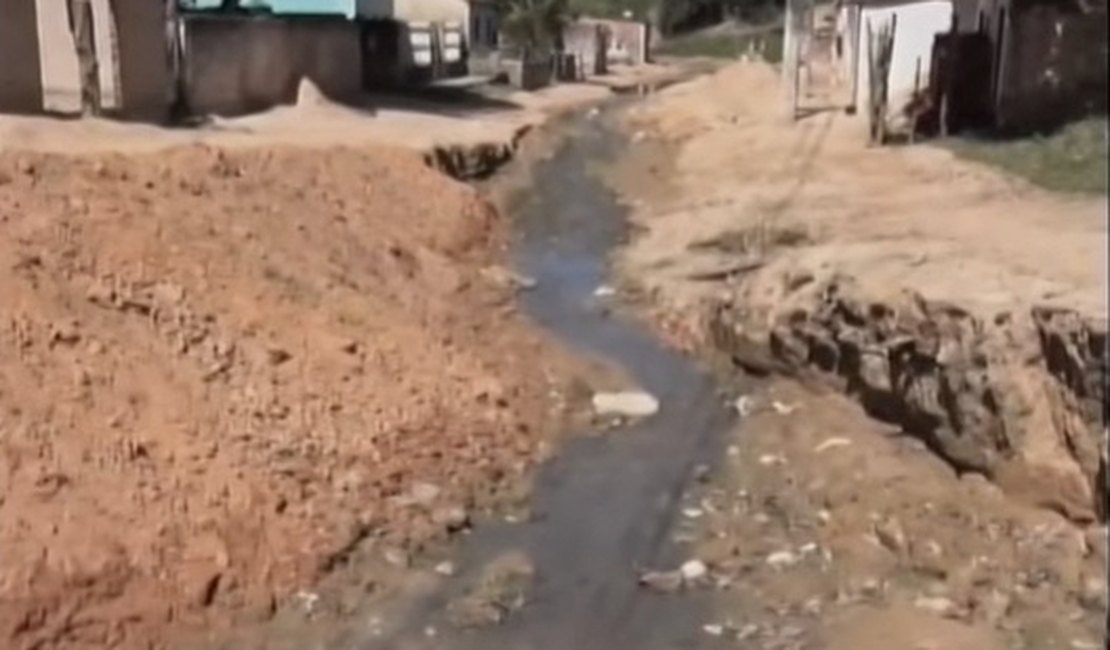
[655,27,783,62]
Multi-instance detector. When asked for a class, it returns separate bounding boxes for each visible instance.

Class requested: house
[831,0,1107,137]
[466,0,501,76]
[0,0,45,114]
[950,0,1107,132]
[561,20,609,80]
[833,0,955,136]
[0,0,175,120]
[579,17,650,65]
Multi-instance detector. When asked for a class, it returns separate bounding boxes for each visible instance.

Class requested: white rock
[914,596,955,616]
[592,391,659,417]
[409,481,441,505]
[702,623,724,636]
[814,437,852,453]
[766,550,799,568]
[680,560,708,582]
[682,507,704,519]
[593,284,617,297]
[758,454,786,466]
[736,623,759,640]
[294,590,320,613]
[771,400,798,415]
[639,570,684,592]
[733,395,755,416]
[434,561,456,576]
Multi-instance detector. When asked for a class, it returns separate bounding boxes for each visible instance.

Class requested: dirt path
[606,61,1107,649]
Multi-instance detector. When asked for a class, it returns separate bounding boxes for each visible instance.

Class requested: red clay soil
[0,145,562,650]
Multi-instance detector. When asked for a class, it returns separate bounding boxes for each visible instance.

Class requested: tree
[498,0,571,54]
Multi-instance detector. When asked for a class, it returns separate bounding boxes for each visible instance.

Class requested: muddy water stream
[362,103,740,650]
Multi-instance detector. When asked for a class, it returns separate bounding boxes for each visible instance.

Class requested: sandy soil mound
[0,145,563,650]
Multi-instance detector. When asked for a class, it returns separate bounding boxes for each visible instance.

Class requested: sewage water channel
[364,101,742,650]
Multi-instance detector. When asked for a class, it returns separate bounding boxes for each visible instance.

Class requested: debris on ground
[447,552,535,628]
[591,390,660,417]
[733,394,755,416]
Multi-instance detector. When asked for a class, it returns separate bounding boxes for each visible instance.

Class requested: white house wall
[854,1,952,129]
[91,0,120,110]
[358,0,468,25]
[34,0,121,114]
[36,0,82,112]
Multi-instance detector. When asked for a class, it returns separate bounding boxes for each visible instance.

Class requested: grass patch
[656,27,783,63]
[943,118,1108,195]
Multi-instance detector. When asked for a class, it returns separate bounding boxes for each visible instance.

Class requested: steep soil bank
[677,379,1107,650]
[0,145,585,650]
[609,62,1108,523]
[604,61,1107,649]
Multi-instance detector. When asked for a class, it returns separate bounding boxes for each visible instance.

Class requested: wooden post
[785,0,805,121]
[67,0,101,115]
[848,4,861,113]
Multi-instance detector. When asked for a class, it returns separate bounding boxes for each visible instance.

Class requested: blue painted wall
[184,0,357,18]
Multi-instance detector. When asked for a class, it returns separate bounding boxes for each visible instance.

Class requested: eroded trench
[357,99,742,649]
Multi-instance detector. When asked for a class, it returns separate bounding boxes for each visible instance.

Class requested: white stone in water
[591,391,659,417]
[680,559,708,582]
[733,395,755,416]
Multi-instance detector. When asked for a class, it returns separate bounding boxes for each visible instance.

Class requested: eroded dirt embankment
[607,62,1107,647]
[0,145,582,650]
[612,62,1107,524]
[709,273,1107,523]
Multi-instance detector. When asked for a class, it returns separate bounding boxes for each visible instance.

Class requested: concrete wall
[854,1,952,129]
[563,21,608,79]
[0,0,44,113]
[111,0,174,121]
[951,0,1106,132]
[1,0,164,119]
[359,0,468,23]
[996,7,1108,131]
[580,18,649,65]
[503,56,552,90]
[35,0,83,112]
[181,15,362,117]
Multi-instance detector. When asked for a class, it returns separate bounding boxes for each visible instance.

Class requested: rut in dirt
[367,103,741,650]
